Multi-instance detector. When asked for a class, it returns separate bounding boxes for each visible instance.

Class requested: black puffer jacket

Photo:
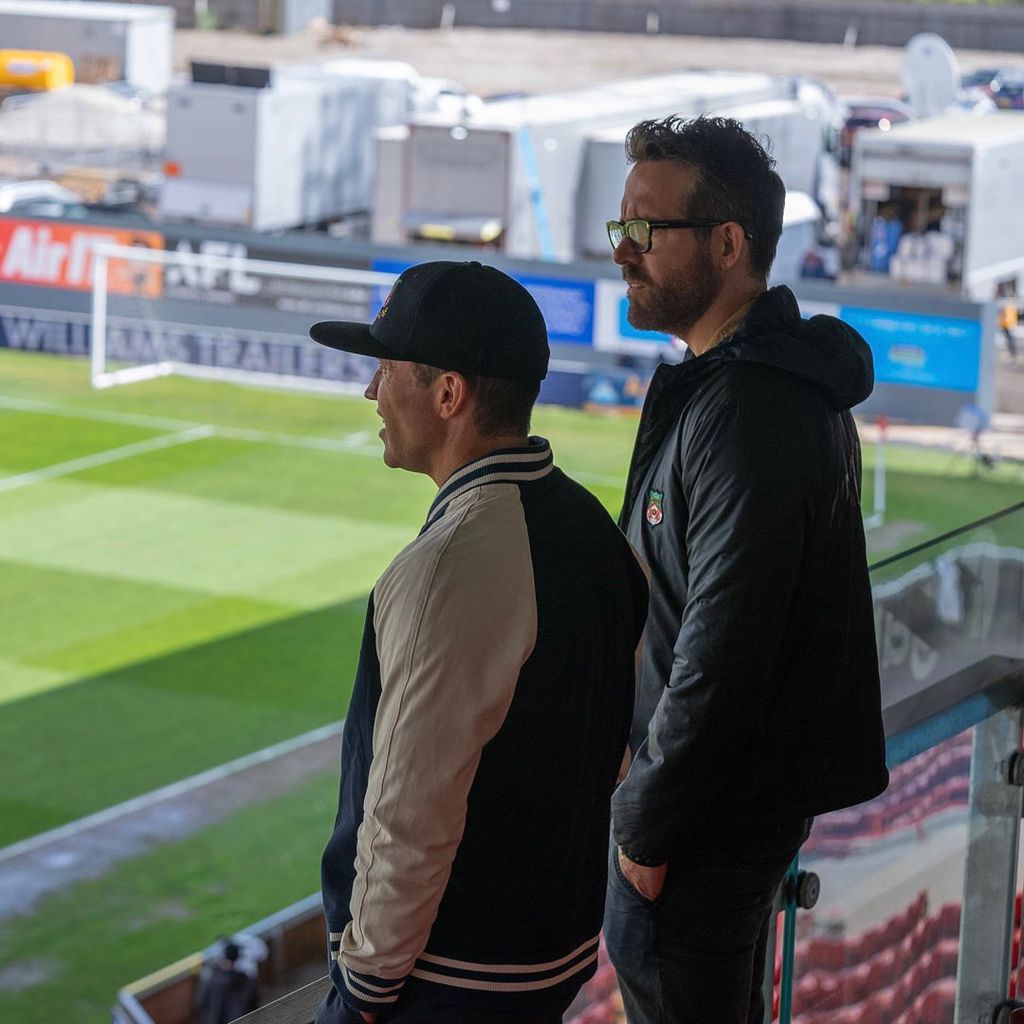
[612,286,889,866]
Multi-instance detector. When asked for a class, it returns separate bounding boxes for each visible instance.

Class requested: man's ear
[717,222,749,273]
[437,371,472,421]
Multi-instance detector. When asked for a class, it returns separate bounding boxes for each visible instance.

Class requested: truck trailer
[0,1,173,94]
[160,61,440,232]
[850,112,1024,301]
[370,70,837,263]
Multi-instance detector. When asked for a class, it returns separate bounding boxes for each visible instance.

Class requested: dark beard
[625,244,722,340]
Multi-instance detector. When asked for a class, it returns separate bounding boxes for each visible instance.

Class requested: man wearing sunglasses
[604,116,888,1024]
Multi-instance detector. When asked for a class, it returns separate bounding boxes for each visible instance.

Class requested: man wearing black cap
[310,261,649,1024]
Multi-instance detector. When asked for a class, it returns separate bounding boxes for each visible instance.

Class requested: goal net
[90,244,396,395]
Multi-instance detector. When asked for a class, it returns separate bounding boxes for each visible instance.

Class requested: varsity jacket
[319,438,648,1020]
[612,286,889,867]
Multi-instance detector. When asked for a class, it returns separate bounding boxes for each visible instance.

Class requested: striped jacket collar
[425,437,554,529]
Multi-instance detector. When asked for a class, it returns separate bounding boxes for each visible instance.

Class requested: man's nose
[612,237,638,267]
[364,367,381,400]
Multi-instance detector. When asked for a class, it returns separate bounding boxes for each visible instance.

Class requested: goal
[90,244,396,395]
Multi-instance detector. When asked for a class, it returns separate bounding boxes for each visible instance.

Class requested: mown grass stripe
[0,427,214,492]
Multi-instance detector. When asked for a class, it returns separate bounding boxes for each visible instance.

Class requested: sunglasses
[606,218,753,254]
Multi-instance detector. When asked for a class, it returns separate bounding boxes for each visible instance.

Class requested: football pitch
[1,348,1022,1021]
[0,350,633,849]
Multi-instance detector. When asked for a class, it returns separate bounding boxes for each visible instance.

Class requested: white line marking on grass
[0,426,215,492]
[0,395,378,457]
[0,721,343,865]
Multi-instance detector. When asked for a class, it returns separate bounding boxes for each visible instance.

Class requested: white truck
[850,111,1024,301]
[0,0,173,94]
[159,60,462,232]
[371,70,841,265]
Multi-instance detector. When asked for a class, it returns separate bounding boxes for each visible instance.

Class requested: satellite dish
[903,33,959,118]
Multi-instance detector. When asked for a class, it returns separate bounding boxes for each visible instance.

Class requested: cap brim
[309,321,401,361]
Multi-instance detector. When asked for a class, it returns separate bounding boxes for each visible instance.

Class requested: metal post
[91,250,108,388]
[762,884,784,1024]
[777,861,800,1024]
[874,416,887,524]
[955,706,1024,1024]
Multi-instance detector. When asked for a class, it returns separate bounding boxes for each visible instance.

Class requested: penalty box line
[0,721,344,866]
[0,425,215,492]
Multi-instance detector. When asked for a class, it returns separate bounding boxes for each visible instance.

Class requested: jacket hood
[712,286,874,411]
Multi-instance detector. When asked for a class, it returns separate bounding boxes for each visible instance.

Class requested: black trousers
[603,819,811,1024]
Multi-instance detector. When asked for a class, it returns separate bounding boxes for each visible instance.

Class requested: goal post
[90,244,397,395]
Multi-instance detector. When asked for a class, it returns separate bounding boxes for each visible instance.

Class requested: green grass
[0,352,635,851]
[1,349,1022,1022]
[861,442,1024,559]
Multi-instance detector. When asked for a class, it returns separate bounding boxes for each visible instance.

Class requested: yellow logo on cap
[376,282,397,321]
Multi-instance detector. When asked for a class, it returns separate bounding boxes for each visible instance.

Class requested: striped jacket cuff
[329,933,406,1012]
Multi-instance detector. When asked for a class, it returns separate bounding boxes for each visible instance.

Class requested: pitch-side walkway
[0,722,343,920]
[859,411,1024,462]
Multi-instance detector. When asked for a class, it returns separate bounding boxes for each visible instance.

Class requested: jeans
[604,819,811,1024]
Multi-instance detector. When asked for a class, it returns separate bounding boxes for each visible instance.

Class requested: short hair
[411,363,539,437]
[624,115,786,277]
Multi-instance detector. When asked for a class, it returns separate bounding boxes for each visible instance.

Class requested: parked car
[962,67,1008,92]
[839,96,916,166]
[990,72,1024,110]
[0,178,87,217]
[962,66,1024,106]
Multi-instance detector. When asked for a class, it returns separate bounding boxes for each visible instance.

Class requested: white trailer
[371,71,816,262]
[0,0,173,94]
[851,112,1024,300]
[160,61,426,232]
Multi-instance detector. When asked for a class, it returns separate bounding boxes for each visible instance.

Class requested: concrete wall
[330,1,1024,53]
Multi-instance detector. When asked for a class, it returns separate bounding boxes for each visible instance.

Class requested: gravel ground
[174,25,1024,98]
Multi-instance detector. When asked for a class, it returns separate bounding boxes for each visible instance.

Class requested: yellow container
[0,50,75,92]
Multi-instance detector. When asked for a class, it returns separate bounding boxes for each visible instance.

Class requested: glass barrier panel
[782,503,1024,1024]
[783,727,972,1024]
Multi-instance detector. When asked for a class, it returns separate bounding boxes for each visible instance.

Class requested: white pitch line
[0,394,377,456]
[0,721,344,865]
[0,425,215,492]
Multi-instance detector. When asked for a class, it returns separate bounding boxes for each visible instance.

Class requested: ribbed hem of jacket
[330,932,600,1013]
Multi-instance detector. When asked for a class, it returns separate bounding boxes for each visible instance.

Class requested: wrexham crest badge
[645,488,664,527]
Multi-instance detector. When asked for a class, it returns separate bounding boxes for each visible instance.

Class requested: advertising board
[0,220,164,297]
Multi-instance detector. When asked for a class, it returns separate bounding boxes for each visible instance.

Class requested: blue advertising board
[371,259,595,347]
[838,306,981,393]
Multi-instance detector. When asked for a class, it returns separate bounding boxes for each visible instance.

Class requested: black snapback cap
[310,261,549,382]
